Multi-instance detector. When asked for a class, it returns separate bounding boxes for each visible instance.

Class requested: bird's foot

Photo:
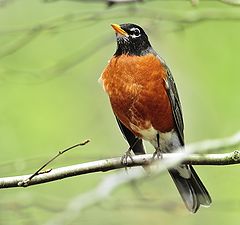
[152,148,163,160]
[121,149,134,166]
[152,133,162,161]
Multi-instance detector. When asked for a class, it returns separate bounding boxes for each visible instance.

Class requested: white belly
[130,122,181,152]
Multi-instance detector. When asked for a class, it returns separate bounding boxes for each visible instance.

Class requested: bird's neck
[114,42,154,56]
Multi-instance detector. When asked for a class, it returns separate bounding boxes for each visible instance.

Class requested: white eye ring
[130,27,141,38]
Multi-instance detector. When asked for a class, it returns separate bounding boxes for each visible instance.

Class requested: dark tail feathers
[169,165,211,213]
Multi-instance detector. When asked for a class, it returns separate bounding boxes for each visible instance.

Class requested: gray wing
[165,67,185,146]
[115,117,146,155]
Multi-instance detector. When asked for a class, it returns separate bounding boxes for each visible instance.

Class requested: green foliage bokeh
[0,1,240,224]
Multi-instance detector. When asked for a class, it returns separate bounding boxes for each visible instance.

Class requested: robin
[99,23,211,212]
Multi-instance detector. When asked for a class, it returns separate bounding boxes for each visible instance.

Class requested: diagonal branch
[0,132,240,189]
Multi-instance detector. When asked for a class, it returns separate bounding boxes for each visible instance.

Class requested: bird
[99,23,211,213]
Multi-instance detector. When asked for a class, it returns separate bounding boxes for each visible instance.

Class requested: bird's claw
[121,150,134,166]
[152,148,163,160]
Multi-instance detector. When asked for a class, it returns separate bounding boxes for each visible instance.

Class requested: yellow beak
[111,24,129,36]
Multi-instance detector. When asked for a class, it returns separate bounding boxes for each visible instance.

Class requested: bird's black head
[111,23,152,56]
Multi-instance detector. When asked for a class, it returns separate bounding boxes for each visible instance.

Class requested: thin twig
[18,140,90,187]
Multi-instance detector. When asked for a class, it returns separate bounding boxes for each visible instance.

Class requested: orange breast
[100,54,174,137]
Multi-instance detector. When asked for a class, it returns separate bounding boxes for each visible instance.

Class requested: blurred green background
[0,0,240,224]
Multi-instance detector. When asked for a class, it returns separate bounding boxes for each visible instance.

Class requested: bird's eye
[129,27,141,38]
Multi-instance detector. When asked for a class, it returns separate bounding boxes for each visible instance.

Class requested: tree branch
[0,132,240,189]
[43,132,240,225]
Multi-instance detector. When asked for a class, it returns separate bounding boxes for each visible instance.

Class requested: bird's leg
[121,138,139,165]
[152,133,162,159]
